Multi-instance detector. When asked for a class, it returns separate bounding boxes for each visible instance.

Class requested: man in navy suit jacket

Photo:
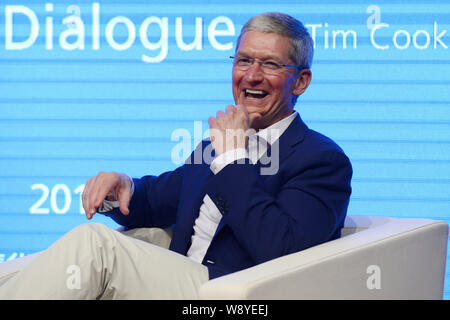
[84,12,352,287]
[0,12,352,299]
[86,12,352,284]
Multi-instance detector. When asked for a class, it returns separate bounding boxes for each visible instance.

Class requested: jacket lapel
[255,113,308,174]
[275,113,308,164]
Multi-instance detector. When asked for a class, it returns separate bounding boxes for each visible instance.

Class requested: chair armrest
[199,218,449,300]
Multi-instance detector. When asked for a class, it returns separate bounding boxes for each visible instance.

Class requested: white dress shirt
[101,111,298,264]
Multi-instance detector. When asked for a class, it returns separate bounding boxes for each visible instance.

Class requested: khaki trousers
[0,223,209,299]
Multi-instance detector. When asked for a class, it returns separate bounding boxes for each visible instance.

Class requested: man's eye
[237,58,251,65]
[263,61,280,69]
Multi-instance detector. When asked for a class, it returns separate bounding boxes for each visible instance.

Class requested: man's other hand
[82,171,133,219]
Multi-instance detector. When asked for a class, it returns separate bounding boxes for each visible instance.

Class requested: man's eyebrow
[235,51,283,62]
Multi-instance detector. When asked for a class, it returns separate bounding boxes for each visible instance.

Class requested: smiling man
[0,12,352,300]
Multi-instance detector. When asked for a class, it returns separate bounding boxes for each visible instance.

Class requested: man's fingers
[225,104,235,114]
[208,116,217,129]
[117,186,131,216]
[91,172,116,208]
[235,104,250,125]
[82,172,125,220]
[236,103,247,117]
[87,176,106,218]
[82,177,96,219]
[236,103,261,127]
[216,110,225,119]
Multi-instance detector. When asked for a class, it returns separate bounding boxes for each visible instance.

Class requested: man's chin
[249,113,265,130]
[237,102,266,129]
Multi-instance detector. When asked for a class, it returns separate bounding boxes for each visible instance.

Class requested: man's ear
[292,69,312,96]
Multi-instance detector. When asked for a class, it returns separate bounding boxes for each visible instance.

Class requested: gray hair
[236,12,314,69]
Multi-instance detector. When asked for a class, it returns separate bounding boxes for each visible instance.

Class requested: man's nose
[244,62,265,83]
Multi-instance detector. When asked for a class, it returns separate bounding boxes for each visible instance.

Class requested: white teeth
[245,89,266,95]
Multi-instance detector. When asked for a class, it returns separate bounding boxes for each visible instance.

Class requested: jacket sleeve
[101,139,210,229]
[206,148,352,265]
[101,165,185,229]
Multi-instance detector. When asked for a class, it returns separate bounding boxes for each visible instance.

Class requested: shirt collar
[248,111,298,163]
[254,111,298,145]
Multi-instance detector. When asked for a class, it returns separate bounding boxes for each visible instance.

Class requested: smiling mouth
[244,89,268,99]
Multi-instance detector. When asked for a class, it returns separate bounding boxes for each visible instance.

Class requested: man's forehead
[236,31,290,60]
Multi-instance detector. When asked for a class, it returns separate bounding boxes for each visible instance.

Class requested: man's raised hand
[208,104,251,155]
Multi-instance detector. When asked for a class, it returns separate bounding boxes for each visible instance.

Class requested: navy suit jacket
[103,114,352,279]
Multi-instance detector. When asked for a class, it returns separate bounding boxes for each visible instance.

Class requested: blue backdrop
[0,0,449,298]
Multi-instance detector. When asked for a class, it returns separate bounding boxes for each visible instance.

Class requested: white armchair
[199,215,449,299]
[0,215,448,299]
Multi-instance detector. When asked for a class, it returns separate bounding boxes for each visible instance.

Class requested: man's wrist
[98,177,135,213]
[210,148,248,175]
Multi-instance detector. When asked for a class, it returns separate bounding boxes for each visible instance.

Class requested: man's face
[232,30,306,130]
